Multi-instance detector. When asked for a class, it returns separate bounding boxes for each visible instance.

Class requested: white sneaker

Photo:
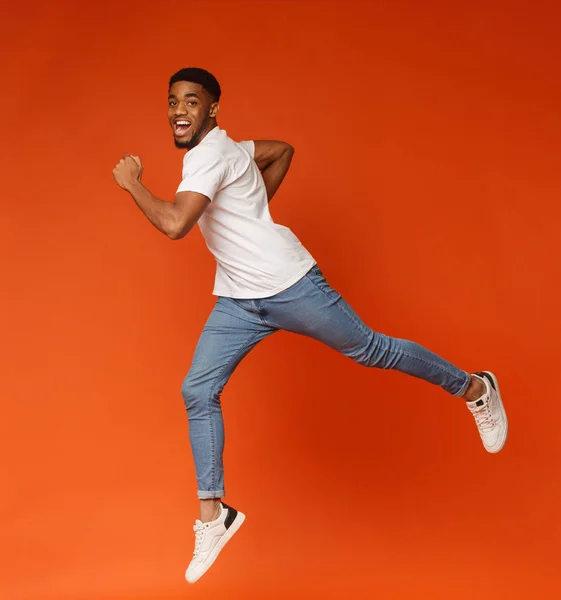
[466,371,508,453]
[185,501,245,584]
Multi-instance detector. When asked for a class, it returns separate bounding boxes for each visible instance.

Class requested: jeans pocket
[306,265,341,301]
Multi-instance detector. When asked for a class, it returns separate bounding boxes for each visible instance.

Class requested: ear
[210,102,219,118]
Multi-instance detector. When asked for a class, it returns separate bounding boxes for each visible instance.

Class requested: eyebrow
[168,92,201,100]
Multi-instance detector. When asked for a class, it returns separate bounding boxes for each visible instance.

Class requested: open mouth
[174,120,192,137]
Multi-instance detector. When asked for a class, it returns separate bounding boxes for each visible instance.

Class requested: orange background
[2,1,560,599]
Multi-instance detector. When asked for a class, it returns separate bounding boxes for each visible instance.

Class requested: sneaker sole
[185,511,246,584]
[480,371,508,453]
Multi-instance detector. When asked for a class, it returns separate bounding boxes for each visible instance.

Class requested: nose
[174,101,188,116]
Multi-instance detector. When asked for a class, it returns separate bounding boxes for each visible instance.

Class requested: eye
[168,101,177,107]
[188,101,198,107]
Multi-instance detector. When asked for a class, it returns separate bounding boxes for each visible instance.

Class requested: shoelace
[193,522,207,556]
[471,400,495,433]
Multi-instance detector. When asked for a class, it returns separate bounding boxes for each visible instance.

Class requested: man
[112,67,508,584]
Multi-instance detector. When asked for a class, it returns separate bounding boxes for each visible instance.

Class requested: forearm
[260,146,294,202]
[126,180,179,238]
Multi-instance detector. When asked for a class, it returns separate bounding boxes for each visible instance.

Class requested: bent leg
[181,297,275,500]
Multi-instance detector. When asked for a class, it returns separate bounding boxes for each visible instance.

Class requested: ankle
[200,499,222,523]
[463,375,486,402]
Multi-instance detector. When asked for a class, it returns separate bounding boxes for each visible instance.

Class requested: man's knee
[182,372,205,416]
[350,332,390,368]
[181,371,222,417]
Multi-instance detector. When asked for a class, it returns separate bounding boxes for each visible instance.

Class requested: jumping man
[112,67,508,584]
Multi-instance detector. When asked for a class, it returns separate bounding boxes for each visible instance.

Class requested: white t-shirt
[176,126,316,299]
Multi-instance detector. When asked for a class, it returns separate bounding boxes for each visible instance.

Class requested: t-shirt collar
[198,125,221,146]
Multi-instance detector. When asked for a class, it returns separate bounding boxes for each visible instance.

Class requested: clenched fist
[113,155,143,190]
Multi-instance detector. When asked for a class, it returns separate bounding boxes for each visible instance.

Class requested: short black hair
[168,67,221,102]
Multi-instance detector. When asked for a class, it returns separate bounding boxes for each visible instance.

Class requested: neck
[199,120,218,140]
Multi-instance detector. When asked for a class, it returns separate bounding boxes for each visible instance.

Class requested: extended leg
[262,266,507,452]
[264,266,470,396]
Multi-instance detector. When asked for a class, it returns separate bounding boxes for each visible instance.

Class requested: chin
[174,136,192,149]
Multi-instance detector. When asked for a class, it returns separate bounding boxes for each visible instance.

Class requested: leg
[181,296,275,520]
[262,266,471,397]
[261,265,507,453]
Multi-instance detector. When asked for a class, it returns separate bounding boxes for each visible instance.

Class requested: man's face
[167,81,218,149]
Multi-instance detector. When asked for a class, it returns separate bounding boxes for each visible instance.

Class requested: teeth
[176,121,190,126]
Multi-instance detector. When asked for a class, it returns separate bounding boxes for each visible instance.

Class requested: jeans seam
[384,346,468,395]
[253,300,269,327]
[335,295,373,338]
[314,286,466,395]
[305,272,384,350]
[398,348,459,376]
[311,281,372,340]
[204,329,265,493]
[305,272,372,337]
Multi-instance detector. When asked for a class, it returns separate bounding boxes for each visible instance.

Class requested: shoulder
[182,145,225,173]
[237,140,255,158]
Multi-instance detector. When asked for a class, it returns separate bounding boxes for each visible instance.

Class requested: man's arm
[113,155,209,240]
[252,141,295,202]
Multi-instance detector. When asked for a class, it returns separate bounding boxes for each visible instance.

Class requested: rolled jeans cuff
[452,371,472,398]
[198,490,225,500]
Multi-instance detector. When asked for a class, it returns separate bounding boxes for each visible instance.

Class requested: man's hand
[112,151,209,239]
[113,155,143,191]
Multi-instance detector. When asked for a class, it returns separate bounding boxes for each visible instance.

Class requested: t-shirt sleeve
[176,148,226,200]
[238,140,255,158]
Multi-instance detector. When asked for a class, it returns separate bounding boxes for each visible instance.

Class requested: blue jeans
[181,265,471,499]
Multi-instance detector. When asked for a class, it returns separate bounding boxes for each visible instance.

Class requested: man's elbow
[166,221,191,240]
